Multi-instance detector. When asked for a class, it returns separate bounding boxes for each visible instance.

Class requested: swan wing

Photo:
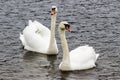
[33,20,50,37]
[21,20,50,53]
[24,30,50,53]
[70,45,99,70]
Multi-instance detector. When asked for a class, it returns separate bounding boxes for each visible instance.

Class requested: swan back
[70,45,99,70]
[21,20,50,53]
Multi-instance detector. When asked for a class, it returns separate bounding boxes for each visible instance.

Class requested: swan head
[50,6,58,15]
[59,21,71,32]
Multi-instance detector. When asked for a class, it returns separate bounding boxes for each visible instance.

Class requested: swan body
[69,45,99,70]
[58,21,99,71]
[20,20,51,53]
[20,6,58,54]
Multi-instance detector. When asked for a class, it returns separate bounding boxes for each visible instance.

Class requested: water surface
[0,0,120,80]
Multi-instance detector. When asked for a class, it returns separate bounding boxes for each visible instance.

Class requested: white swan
[58,21,99,71]
[20,6,58,54]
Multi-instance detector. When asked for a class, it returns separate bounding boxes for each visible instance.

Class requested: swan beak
[50,8,56,15]
[65,25,71,32]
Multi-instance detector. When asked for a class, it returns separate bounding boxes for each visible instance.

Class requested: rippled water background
[0,0,120,80]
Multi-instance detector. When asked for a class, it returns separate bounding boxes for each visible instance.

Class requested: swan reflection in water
[47,55,57,77]
[23,51,50,67]
[23,51,58,78]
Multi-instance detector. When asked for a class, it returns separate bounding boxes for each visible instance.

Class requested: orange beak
[65,26,71,32]
[50,9,55,15]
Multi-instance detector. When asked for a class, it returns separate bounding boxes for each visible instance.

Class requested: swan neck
[59,28,70,63]
[50,14,56,38]
[47,13,57,54]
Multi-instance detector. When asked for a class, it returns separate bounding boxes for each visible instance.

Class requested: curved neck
[59,27,70,63]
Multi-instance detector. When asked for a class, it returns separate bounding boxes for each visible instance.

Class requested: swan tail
[95,54,99,61]
[28,20,33,26]
[19,33,25,46]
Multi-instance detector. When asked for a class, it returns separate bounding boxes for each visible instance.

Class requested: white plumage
[20,6,58,54]
[20,20,50,53]
[58,21,99,71]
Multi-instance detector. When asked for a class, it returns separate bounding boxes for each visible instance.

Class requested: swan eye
[52,8,56,10]
[64,24,70,28]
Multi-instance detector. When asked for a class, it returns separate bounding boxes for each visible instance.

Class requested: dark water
[0,0,120,80]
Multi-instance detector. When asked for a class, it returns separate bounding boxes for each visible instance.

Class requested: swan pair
[20,6,99,71]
